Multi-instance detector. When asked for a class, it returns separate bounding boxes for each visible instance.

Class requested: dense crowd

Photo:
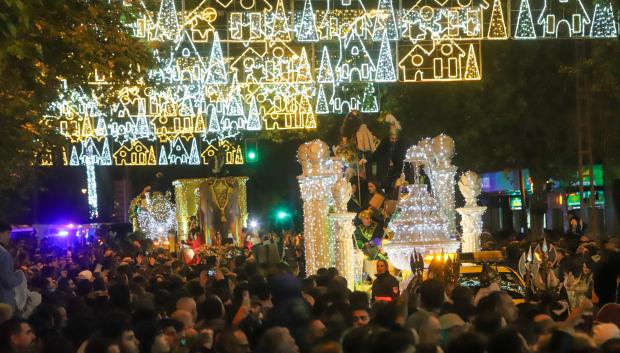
[1,221,620,353]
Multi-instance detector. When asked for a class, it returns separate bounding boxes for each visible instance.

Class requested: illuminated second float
[384,137,461,270]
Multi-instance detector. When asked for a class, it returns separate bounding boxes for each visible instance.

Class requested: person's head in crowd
[369,327,416,353]
[215,327,251,353]
[305,318,327,345]
[57,277,76,295]
[349,291,369,308]
[597,304,620,328]
[269,271,302,305]
[257,327,299,353]
[376,259,389,276]
[417,313,442,346]
[533,313,554,336]
[446,332,486,353]
[450,285,476,321]
[133,307,159,326]
[160,318,185,352]
[474,311,504,336]
[85,336,121,353]
[416,343,439,353]
[600,338,620,353]
[93,277,107,292]
[418,279,445,313]
[477,291,518,324]
[593,323,620,347]
[170,310,196,337]
[134,321,170,353]
[176,297,197,322]
[372,301,400,329]
[200,295,226,322]
[342,326,376,353]
[0,221,12,247]
[77,278,94,297]
[488,328,530,353]
[311,341,343,353]
[368,180,380,195]
[302,278,317,294]
[358,210,373,227]
[351,305,371,328]
[29,303,66,335]
[0,303,14,324]
[100,311,140,353]
[109,283,131,310]
[0,318,37,353]
[439,313,468,347]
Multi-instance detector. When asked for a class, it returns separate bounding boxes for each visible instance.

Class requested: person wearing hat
[354,210,385,261]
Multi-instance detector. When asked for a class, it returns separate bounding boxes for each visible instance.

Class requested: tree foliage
[0,0,154,219]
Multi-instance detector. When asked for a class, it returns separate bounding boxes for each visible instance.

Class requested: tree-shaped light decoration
[302,96,317,128]
[464,44,481,80]
[375,33,397,82]
[515,0,537,39]
[226,77,245,118]
[158,146,168,165]
[147,146,157,165]
[361,83,379,113]
[195,115,206,133]
[487,0,508,39]
[189,138,200,165]
[297,0,319,41]
[205,32,228,84]
[154,0,180,41]
[269,0,292,41]
[100,139,113,166]
[95,117,107,137]
[70,146,80,166]
[297,48,314,82]
[590,1,618,38]
[372,0,399,41]
[208,108,221,132]
[315,84,330,114]
[135,115,151,138]
[317,46,335,83]
[246,96,262,131]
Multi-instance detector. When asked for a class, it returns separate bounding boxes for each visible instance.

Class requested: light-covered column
[298,140,337,276]
[429,134,458,237]
[457,171,487,253]
[329,176,358,290]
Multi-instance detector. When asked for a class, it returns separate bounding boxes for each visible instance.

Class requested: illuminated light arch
[43,0,619,167]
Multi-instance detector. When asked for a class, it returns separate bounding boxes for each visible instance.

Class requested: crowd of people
[1,218,620,353]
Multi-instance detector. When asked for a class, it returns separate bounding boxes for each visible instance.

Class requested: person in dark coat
[347,177,368,213]
[364,122,407,196]
[371,259,399,302]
